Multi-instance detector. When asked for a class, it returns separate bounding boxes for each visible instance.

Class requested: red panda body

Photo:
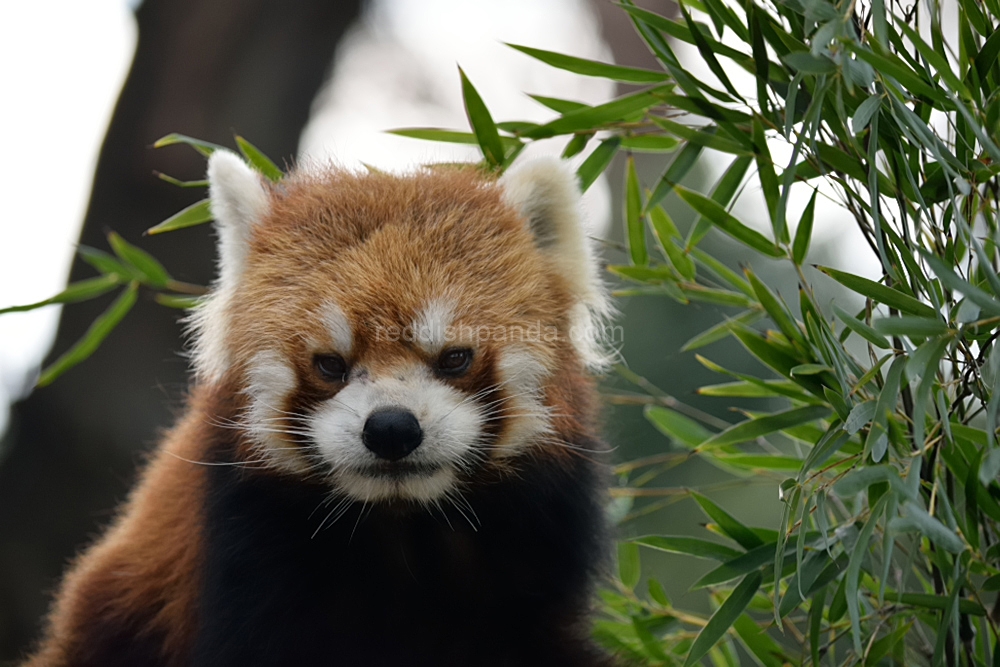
[26,157,614,666]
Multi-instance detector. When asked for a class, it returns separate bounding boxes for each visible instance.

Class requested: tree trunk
[0,0,362,658]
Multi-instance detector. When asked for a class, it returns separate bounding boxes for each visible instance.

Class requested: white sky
[0,0,137,435]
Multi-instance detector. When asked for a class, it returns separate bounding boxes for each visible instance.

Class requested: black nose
[362,408,423,461]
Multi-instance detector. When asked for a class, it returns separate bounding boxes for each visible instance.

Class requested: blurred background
[0,0,874,661]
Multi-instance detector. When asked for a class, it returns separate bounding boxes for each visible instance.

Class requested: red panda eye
[314,354,349,382]
[436,348,473,376]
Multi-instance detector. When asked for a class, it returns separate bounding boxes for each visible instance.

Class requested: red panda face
[193,154,609,504]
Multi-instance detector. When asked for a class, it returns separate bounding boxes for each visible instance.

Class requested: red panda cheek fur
[25,156,617,666]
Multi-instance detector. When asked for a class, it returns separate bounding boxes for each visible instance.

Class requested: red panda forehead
[239,167,573,331]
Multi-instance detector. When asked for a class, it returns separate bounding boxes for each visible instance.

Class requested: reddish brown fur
[26,165,604,664]
[25,386,240,666]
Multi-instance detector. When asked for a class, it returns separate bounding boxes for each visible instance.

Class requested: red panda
[25,152,615,666]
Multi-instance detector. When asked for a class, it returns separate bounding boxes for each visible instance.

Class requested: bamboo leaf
[37,282,139,387]
[644,405,711,447]
[617,542,641,589]
[833,304,891,349]
[633,535,743,561]
[152,133,225,156]
[625,156,647,266]
[0,275,122,315]
[676,186,784,258]
[819,267,938,318]
[792,190,817,264]
[873,315,950,337]
[699,406,830,449]
[650,206,695,279]
[458,67,505,167]
[576,137,621,192]
[684,572,762,667]
[691,492,765,549]
[146,199,214,235]
[522,86,671,140]
[507,43,669,83]
[235,136,284,182]
[107,232,172,287]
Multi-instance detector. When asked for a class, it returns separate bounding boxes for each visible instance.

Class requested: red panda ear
[499,157,613,370]
[190,151,271,383]
[207,150,271,288]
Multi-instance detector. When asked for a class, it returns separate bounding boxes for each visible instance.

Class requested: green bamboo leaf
[0,275,123,315]
[650,118,750,155]
[152,133,225,156]
[527,95,589,114]
[700,406,830,449]
[107,232,172,287]
[689,248,754,296]
[884,591,985,616]
[864,355,906,462]
[234,136,283,182]
[677,3,742,99]
[833,304,891,349]
[918,250,1000,317]
[745,268,805,347]
[698,379,806,399]
[389,128,488,145]
[576,137,620,192]
[713,455,804,471]
[781,51,838,74]
[625,156,647,266]
[684,572,763,667]
[506,43,669,83]
[852,94,882,133]
[458,67,505,167]
[681,310,765,351]
[730,326,803,380]
[649,206,695,279]
[873,315,950,337]
[154,294,204,309]
[647,141,704,211]
[691,492,764,549]
[792,190,817,264]
[77,246,132,278]
[155,173,209,189]
[691,541,791,590]
[846,494,889,656]
[808,587,826,665]
[618,135,681,152]
[819,267,938,318]
[676,186,784,258]
[37,282,139,387]
[632,535,743,562]
[146,199,214,235]
[891,501,966,553]
[973,26,1000,80]
[644,405,711,448]
[845,400,877,435]
[679,284,755,308]
[847,45,947,103]
[733,614,786,667]
[522,86,671,140]
[617,542,641,590]
[833,465,907,498]
[560,133,589,159]
[686,156,754,247]
[647,579,670,606]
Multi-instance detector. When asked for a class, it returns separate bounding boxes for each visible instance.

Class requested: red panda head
[191,152,611,504]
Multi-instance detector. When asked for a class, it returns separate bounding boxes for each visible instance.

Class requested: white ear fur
[499,157,613,370]
[189,150,271,382]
